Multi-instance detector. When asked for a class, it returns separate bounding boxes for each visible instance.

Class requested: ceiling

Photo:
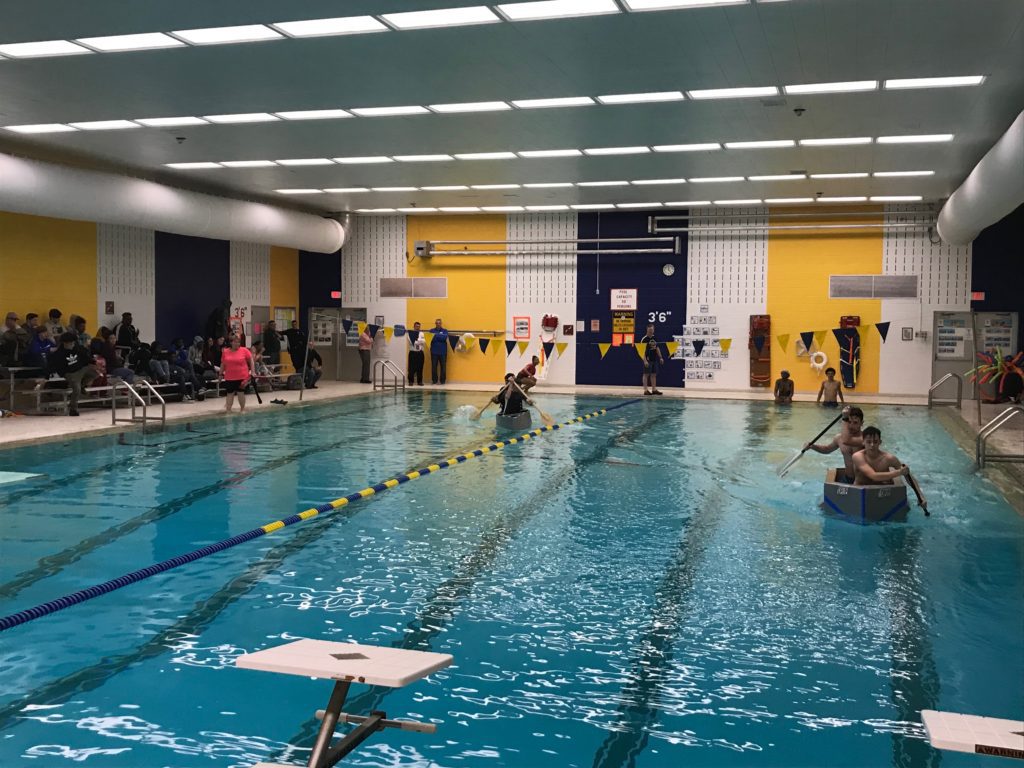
[1,0,1022,215]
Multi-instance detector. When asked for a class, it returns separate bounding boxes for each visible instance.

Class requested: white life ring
[456,332,475,352]
[809,350,828,372]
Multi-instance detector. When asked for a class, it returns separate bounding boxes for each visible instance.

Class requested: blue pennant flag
[448,334,460,351]
[505,340,516,355]
[800,331,814,352]
[542,341,555,358]
[342,318,353,333]
[479,337,490,353]
[407,330,419,343]
[875,321,890,342]
[366,324,379,338]
[692,339,706,357]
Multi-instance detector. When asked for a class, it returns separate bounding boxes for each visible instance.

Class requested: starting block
[237,639,453,768]
[922,710,1024,760]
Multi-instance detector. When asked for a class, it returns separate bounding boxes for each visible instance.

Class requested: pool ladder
[373,359,406,391]
[976,405,1024,468]
[111,380,166,428]
[927,372,963,409]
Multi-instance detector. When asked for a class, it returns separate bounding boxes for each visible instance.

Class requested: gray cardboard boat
[496,411,532,431]
[821,468,910,524]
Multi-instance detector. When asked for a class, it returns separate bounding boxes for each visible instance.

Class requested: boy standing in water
[816,367,844,407]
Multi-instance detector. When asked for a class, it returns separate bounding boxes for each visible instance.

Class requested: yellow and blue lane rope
[0,399,641,632]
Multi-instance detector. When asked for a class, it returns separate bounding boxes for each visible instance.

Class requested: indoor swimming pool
[0,393,1021,767]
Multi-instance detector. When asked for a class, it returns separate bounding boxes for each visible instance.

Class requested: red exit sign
[971,291,985,301]
[330,290,341,299]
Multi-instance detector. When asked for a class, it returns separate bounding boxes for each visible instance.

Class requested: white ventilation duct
[937,110,1024,246]
[0,153,345,253]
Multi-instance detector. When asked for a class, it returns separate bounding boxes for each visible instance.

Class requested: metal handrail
[976,405,1024,468]
[136,380,167,425]
[927,372,963,409]
[111,381,148,426]
[373,360,405,391]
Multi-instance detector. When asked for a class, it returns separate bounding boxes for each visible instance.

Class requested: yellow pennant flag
[463,335,477,351]
[383,327,394,343]
[633,343,646,361]
[719,338,732,354]
[516,341,529,356]
[598,343,611,359]
[555,342,568,357]
[777,333,789,352]
[356,321,367,336]
[813,330,827,349]
[492,338,503,354]
[423,331,434,348]
[664,341,679,357]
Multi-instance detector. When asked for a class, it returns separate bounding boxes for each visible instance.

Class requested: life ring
[810,350,828,372]
[456,332,475,352]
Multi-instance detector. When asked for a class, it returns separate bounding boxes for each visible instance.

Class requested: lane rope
[0,399,641,632]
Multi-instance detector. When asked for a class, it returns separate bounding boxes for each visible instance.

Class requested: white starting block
[237,639,453,768]
[922,710,1024,760]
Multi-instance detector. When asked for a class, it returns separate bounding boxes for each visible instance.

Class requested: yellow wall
[0,212,97,325]
[270,246,299,371]
[766,207,883,394]
[406,215,506,383]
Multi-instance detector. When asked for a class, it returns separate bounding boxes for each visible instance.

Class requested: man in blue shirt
[430,318,449,384]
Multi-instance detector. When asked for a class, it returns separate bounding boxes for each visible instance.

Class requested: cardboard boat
[821,467,909,524]
[495,411,532,431]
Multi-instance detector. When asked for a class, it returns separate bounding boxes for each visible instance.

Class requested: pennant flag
[664,341,679,357]
[753,335,765,353]
[383,327,394,343]
[407,329,420,343]
[813,330,827,349]
[356,321,366,336]
[555,342,568,357]
[777,333,790,352]
[478,337,490,354]
[463,334,477,351]
[542,341,555,359]
[516,341,529,356]
[505,340,516,355]
[800,331,815,352]
[341,318,353,333]
[366,324,379,338]
[875,321,890,342]
[423,331,434,349]
[634,343,646,361]
[693,339,706,357]
[719,338,732,354]
[448,334,460,351]
[598,343,611,359]
[492,338,503,354]
[393,324,406,337]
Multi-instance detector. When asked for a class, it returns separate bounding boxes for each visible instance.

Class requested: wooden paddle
[777,410,846,477]
[905,468,930,516]
[470,399,493,420]
[512,380,554,426]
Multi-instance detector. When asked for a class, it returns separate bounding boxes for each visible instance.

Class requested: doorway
[309,307,366,381]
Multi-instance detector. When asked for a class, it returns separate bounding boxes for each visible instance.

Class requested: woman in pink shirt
[220,334,255,413]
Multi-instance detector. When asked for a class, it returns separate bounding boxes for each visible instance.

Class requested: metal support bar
[976,405,1024,468]
[315,709,437,734]
[927,372,963,409]
[652,209,934,222]
[373,359,406,391]
[429,236,676,245]
[649,222,931,234]
[429,247,678,256]
[320,713,386,768]
[307,680,351,768]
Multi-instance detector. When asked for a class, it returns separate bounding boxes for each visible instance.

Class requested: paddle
[777,410,846,477]
[470,399,493,421]
[512,379,554,426]
[905,468,930,516]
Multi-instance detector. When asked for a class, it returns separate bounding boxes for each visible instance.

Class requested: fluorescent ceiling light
[689,176,744,183]
[632,178,687,185]
[67,120,140,130]
[324,187,370,193]
[349,106,430,117]
[510,96,595,109]
[482,206,526,212]
[439,206,482,212]
[372,186,419,192]
[398,208,439,213]
[810,172,868,179]
[333,156,394,164]
[688,86,778,100]
[496,0,620,21]
[617,202,663,208]
[748,173,806,181]
[76,33,184,52]
[884,76,985,90]
[872,170,934,177]
[578,180,629,186]
[784,80,877,95]
[471,184,521,189]
[5,123,77,134]
[357,208,398,213]
[870,195,923,201]
[0,40,92,58]
[276,158,335,166]
[203,113,280,123]
[524,182,574,188]
[571,203,616,210]
[454,151,518,160]
[518,149,582,158]
[428,101,511,113]
[583,146,650,155]
[596,91,685,104]
[221,160,277,167]
[135,116,208,127]
[664,200,711,206]
[724,139,795,149]
[799,137,872,146]
[275,188,324,194]
[165,162,222,169]
[275,109,351,120]
[422,185,469,191]
[622,0,748,9]
[271,16,388,37]
[381,6,500,30]
[817,196,867,202]
[765,197,814,203]
[394,154,454,162]
[526,205,569,211]
[171,25,283,45]
[877,134,953,144]
[653,142,721,152]
[714,199,762,205]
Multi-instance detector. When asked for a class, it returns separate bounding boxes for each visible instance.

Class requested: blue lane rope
[0,399,641,632]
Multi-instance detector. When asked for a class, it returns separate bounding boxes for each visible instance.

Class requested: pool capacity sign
[609,289,637,346]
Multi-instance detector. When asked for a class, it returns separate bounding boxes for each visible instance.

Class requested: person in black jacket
[50,332,98,416]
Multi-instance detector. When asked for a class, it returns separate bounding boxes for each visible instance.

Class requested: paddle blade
[539,410,554,427]
[777,449,803,478]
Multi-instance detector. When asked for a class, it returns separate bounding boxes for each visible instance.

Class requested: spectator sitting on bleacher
[50,331,97,416]
[171,337,204,398]
[90,328,134,383]
[21,313,40,337]
[203,336,224,371]
[68,315,91,347]
[2,311,31,366]
[251,341,273,388]
[113,312,140,349]
[190,336,216,382]
[129,342,153,379]
[44,308,65,339]
[26,327,57,368]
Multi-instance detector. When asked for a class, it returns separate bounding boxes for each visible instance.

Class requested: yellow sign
[612,311,634,334]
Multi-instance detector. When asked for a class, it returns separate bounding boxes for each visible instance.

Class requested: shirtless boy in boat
[805,406,864,482]
[852,426,909,486]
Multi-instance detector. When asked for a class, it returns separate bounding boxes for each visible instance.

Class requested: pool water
[0,393,1021,767]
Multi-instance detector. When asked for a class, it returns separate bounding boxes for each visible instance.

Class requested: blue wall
[299,250,341,332]
[154,232,230,343]
[576,211,688,386]
[971,203,1024,351]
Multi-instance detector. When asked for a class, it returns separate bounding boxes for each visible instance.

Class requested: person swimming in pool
[805,406,865,482]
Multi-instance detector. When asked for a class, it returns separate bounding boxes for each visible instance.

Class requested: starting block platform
[922,710,1024,760]
[237,639,452,768]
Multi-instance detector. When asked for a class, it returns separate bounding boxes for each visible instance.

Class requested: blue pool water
[0,393,1021,767]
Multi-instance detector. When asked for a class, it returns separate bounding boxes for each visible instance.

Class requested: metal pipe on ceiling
[428,248,679,256]
[428,237,677,245]
[648,222,932,233]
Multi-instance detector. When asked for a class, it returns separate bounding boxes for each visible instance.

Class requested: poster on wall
[610,288,638,311]
[936,317,970,360]
[312,319,335,346]
[513,316,531,340]
[679,312,727,381]
[344,317,360,347]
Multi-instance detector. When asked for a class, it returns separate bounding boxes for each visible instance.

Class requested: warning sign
[612,311,635,334]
